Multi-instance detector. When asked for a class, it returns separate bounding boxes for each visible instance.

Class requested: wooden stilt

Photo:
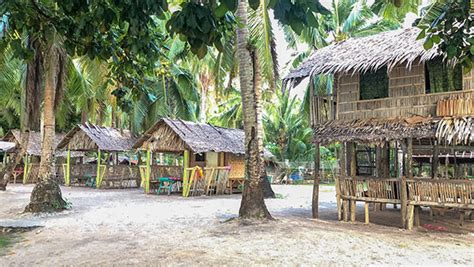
[364,202,369,224]
[96,149,101,188]
[312,142,321,219]
[407,204,415,230]
[350,200,356,223]
[343,200,349,222]
[415,206,420,227]
[65,149,71,186]
[335,177,342,221]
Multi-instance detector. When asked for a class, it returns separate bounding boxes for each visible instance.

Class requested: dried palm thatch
[284,28,438,83]
[314,116,437,145]
[134,118,245,154]
[0,141,15,152]
[436,116,474,145]
[2,130,83,157]
[57,123,137,152]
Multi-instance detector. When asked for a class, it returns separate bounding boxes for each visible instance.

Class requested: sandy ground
[0,184,473,266]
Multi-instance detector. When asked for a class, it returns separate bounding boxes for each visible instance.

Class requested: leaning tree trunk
[25,42,67,213]
[237,0,272,219]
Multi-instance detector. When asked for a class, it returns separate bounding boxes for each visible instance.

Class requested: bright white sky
[271,0,424,99]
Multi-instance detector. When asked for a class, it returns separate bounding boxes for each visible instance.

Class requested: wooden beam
[349,142,357,176]
[312,142,321,219]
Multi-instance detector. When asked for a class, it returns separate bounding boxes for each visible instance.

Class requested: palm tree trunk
[0,38,41,190]
[25,42,67,213]
[237,0,272,219]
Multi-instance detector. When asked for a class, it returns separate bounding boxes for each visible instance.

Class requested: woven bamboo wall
[335,64,474,120]
[225,153,245,179]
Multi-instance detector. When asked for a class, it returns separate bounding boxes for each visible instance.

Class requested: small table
[228,177,245,194]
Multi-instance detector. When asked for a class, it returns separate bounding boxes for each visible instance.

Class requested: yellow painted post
[96,149,101,188]
[182,150,190,197]
[145,149,151,194]
[23,155,29,184]
[65,149,71,186]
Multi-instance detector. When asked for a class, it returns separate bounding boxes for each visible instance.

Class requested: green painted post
[182,150,189,197]
[145,149,151,194]
[96,149,101,188]
[65,149,71,186]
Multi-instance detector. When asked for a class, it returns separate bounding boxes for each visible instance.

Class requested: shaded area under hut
[284,27,474,229]
[56,123,138,189]
[1,130,84,184]
[133,118,247,196]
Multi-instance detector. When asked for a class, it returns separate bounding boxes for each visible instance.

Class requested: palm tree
[236,0,272,219]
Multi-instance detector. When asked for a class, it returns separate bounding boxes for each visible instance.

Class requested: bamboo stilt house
[284,27,474,229]
[56,123,139,189]
[1,130,84,184]
[133,118,247,195]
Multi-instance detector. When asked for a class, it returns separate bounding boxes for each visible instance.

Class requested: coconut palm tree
[236,0,272,219]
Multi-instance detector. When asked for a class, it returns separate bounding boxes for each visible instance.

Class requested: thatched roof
[0,141,15,152]
[436,116,474,145]
[314,116,474,146]
[1,130,83,157]
[314,116,437,145]
[134,118,245,154]
[285,28,438,82]
[57,124,137,152]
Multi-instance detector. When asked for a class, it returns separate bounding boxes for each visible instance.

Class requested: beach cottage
[133,118,247,196]
[285,28,474,229]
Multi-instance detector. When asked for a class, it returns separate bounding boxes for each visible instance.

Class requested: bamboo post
[431,141,439,179]
[343,200,349,222]
[414,206,420,227]
[182,150,190,197]
[350,200,356,223]
[145,149,151,194]
[335,176,342,221]
[364,202,369,224]
[23,155,29,184]
[349,142,356,219]
[96,149,101,188]
[312,142,320,219]
[407,204,415,230]
[65,149,71,186]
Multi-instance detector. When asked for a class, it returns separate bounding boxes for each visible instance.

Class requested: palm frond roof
[285,27,438,82]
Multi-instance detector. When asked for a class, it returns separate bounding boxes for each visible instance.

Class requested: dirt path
[0,185,473,266]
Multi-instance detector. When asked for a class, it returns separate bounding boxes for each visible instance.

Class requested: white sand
[0,184,473,266]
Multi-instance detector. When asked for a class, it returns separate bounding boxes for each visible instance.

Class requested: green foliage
[0,0,169,107]
[417,0,474,71]
[263,91,313,162]
[426,57,463,93]
[167,2,236,59]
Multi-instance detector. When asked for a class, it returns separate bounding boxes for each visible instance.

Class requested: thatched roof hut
[2,130,82,157]
[133,118,245,154]
[57,123,137,152]
[285,27,439,83]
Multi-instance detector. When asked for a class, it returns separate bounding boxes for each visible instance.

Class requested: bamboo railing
[336,176,474,208]
[406,179,474,208]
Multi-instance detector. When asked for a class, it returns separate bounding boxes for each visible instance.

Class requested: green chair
[157,177,175,195]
